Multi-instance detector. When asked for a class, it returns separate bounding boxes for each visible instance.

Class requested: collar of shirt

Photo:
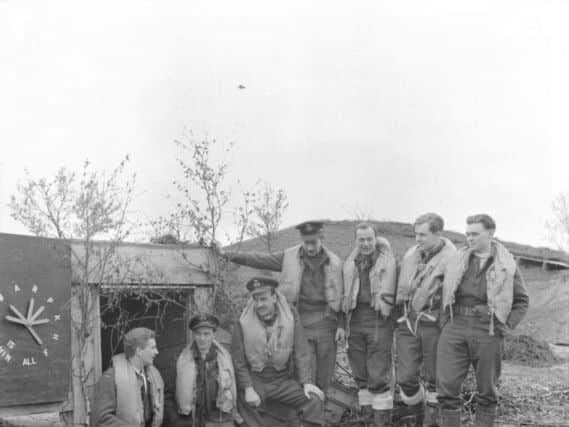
[191,340,218,362]
[133,367,148,394]
[420,239,445,262]
[470,251,494,272]
[355,248,379,269]
[299,246,329,268]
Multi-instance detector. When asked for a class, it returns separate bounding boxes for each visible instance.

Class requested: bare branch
[246,181,289,252]
[546,191,569,252]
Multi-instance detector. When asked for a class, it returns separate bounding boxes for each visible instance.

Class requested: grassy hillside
[230,220,569,263]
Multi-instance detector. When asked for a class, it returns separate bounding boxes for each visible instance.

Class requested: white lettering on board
[0,347,12,363]
[22,357,37,367]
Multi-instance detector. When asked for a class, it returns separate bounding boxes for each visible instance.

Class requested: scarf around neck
[192,341,219,426]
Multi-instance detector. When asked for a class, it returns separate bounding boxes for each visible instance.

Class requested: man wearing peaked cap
[295,220,323,235]
[218,220,344,393]
[231,275,325,427]
[245,276,279,294]
[188,312,220,331]
[163,312,238,427]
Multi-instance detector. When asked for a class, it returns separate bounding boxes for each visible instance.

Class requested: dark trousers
[304,327,337,392]
[299,309,338,392]
[436,315,504,410]
[347,311,394,393]
[396,321,440,398]
[238,374,324,427]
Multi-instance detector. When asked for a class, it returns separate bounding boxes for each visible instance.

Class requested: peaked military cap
[246,276,279,294]
[188,312,220,331]
[295,220,325,236]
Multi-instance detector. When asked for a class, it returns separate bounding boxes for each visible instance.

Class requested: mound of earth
[503,334,559,366]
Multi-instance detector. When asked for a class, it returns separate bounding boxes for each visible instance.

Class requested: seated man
[92,327,164,427]
[164,313,237,427]
[231,276,325,427]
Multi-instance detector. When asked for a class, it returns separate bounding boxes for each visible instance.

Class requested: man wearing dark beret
[218,220,344,393]
[163,313,238,427]
[231,276,325,427]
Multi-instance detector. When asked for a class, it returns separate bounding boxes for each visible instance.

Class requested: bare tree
[233,187,256,252]
[153,131,243,327]
[246,181,289,252]
[171,129,233,245]
[546,190,569,252]
[352,204,376,221]
[10,158,134,241]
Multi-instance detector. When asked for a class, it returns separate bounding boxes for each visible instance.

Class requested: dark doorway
[99,290,189,375]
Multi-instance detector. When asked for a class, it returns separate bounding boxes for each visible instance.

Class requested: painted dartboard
[0,234,71,407]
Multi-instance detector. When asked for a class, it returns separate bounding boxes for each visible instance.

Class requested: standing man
[436,214,529,427]
[396,213,456,426]
[231,276,325,427]
[163,313,237,427]
[218,220,344,392]
[342,223,397,427]
[92,328,164,427]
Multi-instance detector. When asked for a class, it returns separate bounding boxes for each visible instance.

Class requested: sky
[1,0,568,248]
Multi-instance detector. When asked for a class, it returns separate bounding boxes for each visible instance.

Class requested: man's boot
[423,402,439,427]
[360,405,374,426]
[373,409,393,427]
[439,408,461,427]
[371,391,394,427]
[474,405,496,427]
[406,402,425,427]
[414,402,425,427]
[358,389,374,426]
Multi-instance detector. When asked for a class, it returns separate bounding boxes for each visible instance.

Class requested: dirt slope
[516,274,569,343]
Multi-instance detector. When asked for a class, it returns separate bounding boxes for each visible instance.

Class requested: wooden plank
[516,254,569,269]
[0,402,63,418]
[68,284,88,427]
[185,291,193,345]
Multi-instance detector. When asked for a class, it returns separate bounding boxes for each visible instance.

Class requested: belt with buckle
[452,304,489,316]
